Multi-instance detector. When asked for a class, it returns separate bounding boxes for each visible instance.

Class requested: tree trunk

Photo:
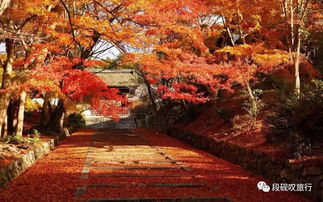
[14,91,27,137]
[40,92,51,127]
[59,112,65,133]
[46,99,65,132]
[245,80,257,114]
[137,69,157,112]
[294,30,301,96]
[1,114,8,139]
[0,0,10,16]
[144,78,157,112]
[235,1,246,45]
[0,39,14,136]
[12,100,18,131]
[281,0,308,96]
[7,99,18,136]
[221,16,235,46]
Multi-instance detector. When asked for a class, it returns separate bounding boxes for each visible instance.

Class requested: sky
[0,42,5,53]
[91,40,122,60]
[0,40,121,60]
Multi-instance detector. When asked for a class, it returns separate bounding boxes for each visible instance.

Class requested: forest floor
[0,128,309,202]
[180,92,323,167]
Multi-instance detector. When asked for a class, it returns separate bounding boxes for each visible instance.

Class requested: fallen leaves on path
[0,130,94,202]
[0,128,311,202]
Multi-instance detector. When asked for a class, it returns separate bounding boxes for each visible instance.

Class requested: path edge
[167,126,322,202]
[0,128,71,186]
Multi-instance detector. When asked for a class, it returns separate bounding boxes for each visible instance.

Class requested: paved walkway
[0,129,309,202]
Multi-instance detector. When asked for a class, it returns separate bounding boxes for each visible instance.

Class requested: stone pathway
[74,129,225,201]
[0,128,310,202]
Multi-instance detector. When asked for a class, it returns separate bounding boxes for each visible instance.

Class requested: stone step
[87,184,206,188]
[84,175,200,186]
[87,197,230,202]
[89,174,188,177]
[78,185,219,200]
[90,166,181,170]
[89,167,189,176]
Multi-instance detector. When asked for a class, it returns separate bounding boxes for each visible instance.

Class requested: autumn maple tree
[121,0,279,107]
[0,0,132,138]
[0,0,321,138]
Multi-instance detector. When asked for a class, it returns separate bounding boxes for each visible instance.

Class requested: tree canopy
[0,0,322,137]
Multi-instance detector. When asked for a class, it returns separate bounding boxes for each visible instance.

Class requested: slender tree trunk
[294,35,301,96]
[137,69,157,112]
[0,0,10,16]
[282,1,294,62]
[245,80,257,114]
[235,0,246,44]
[1,114,8,139]
[12,100,18,131]
[225,26,235,46]
[144,78,157,112]
[40,92,51,127]
[282,0,308,96]
[7,99,18,136]
[293,0,308,97]
[0,39,14,136]
[59,112,65,133]
[222,16,235,46]
[294,62,301,95]
[14,91,27,137]
[290,0,295,50]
